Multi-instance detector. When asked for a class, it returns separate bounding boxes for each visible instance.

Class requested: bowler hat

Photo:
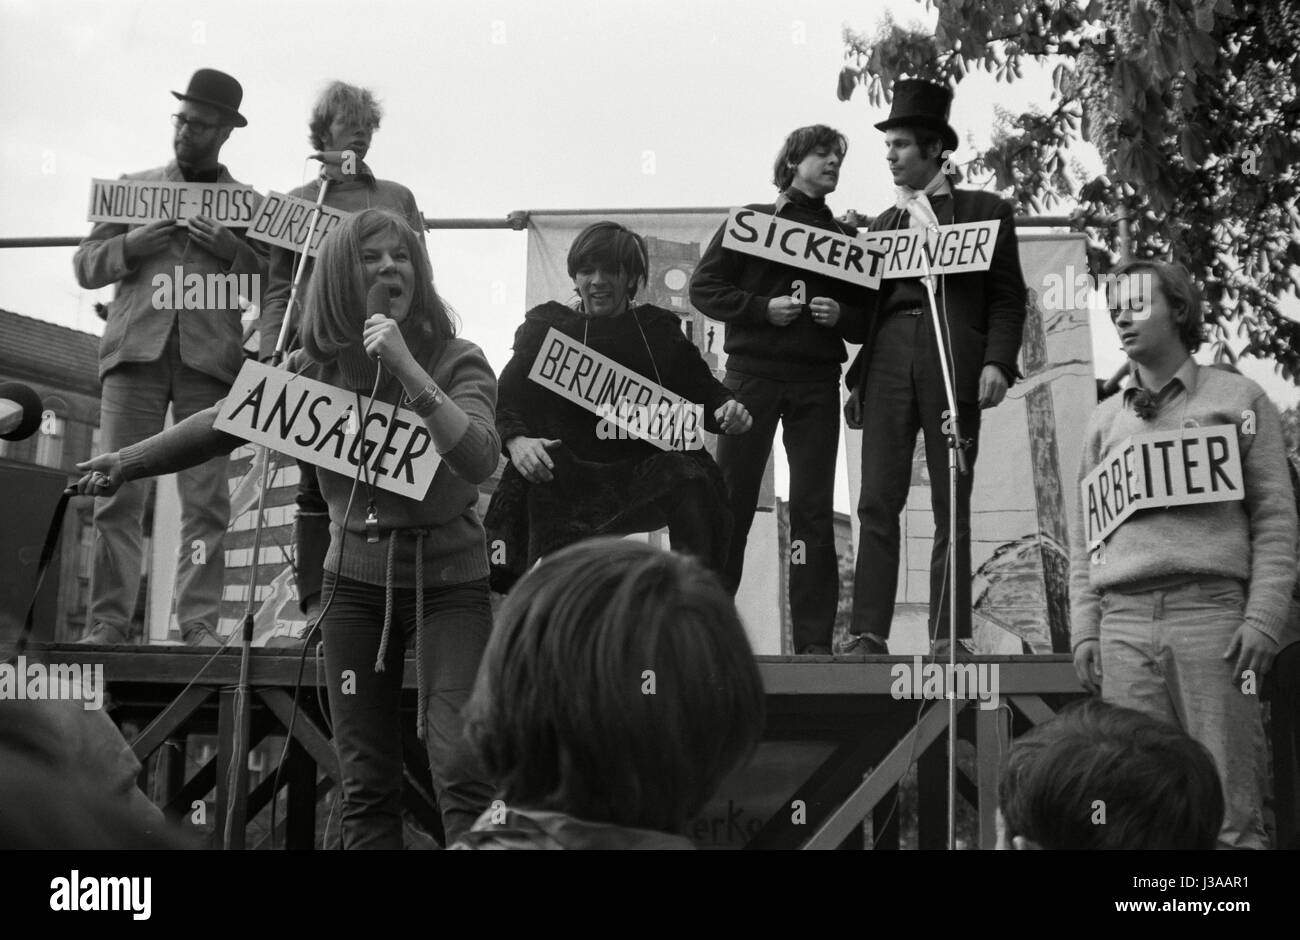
[172,69,247,127]
[874,79,957,154]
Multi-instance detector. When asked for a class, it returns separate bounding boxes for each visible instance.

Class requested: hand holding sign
[767,296,802,327]
[715,399,752,435]
[507,436,562,483]
[123,219,178,262]
[187,215,240,263]
[810,297,840,327]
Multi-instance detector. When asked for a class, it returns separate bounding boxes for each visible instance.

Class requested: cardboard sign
[87,178,260,226]
[859,219,1001,280]
[1082,424,1244,546]
[721,208,885,289]
[213,361,440,500]
[527,327,704,452]
[244,191,352,257]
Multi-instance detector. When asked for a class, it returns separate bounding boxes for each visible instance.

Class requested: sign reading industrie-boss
[1082,424,1244,548]
[87,178,260,226]
[719,209,1000,290]
[214,361,440,500]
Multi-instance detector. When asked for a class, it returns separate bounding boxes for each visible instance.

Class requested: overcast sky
[3,0,1295,504]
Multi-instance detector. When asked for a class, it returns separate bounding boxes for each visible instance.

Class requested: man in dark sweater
[690,125,866,655]
[839,80,1026,656]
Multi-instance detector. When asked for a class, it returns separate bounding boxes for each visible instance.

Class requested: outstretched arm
[75,405,244,495]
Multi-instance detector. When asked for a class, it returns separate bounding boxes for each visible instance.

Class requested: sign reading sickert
[859,219,1001,280]
[1082,424,1244,546]
[527,327,703,452]
[213,361,439,500]
[721,208,885,289]
[87,179,260,226]
[244,191,352,257]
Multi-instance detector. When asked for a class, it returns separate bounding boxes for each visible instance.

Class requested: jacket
[73,161,267,385]
[846,189,1027,405]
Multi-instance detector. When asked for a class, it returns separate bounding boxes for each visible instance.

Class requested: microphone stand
[223,171,332,850]
[916,212,967,853]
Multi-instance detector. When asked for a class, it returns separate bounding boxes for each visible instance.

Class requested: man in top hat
[73,69,266,646]
[836,79,1026,657]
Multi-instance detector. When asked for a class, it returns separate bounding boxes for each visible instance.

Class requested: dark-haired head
[566,221,649,298]
[998,699,1224,849]
[300,208,454,376]
[464,538,765,834]
[773,124,848,191]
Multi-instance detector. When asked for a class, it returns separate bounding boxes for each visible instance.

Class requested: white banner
[244,191,352,257]
[1082,424,1244,546]
[527,327,703,452]
[213,360,439,500]
[87,178,260,226]
[859,219,1000,279]
[720,207,884,288]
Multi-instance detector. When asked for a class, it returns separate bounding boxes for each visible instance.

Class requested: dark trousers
[716,372,840,651]
[853,313,981,641]
[320,572,494,849]
[294,462,329,613]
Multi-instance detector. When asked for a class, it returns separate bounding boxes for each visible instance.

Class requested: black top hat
[172,69,247,127]
[874,79,957,154]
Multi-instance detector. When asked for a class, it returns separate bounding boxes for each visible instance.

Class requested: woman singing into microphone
[75,207,497,849]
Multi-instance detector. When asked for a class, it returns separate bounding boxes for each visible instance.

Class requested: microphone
[0,382,43,441]
[366,282,392,359]
[310,150,353,165]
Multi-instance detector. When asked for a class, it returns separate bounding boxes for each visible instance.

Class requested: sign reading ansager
[859,220,1001,280]
[527,327,703,452]
[1082,424,1244,546]
[213,361,439,500]
[244,191,352,257]
[721,208,885,289]
[87,179,260,226]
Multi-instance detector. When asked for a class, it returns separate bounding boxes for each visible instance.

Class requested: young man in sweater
[1069,260,1296,849]
[257,82,427,645]
[690,126,866,655]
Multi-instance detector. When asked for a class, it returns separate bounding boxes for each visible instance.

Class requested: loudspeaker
[0,458,70,640]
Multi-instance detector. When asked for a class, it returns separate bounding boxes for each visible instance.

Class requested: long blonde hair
[300,208,454,389]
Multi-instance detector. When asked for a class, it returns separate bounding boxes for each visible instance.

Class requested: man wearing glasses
[73,69,265,646]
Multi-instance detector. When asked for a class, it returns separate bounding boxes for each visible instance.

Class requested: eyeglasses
[172,114,224,134]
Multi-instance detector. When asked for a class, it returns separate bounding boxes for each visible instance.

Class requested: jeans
[852,313,981,641]
[91,325,231,639]
[1099,578,1270,849]
[320,572,494,849]
[716,371,840,651]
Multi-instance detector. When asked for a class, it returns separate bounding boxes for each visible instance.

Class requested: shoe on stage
[76,622,136,645]
[181,624,225,648]
[929,638,976,660]
[834,632,889,656]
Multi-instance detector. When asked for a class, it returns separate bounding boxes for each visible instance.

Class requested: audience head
[464,538,765,835]
[998,699,1224,850]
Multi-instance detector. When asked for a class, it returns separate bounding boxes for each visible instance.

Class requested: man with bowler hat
[837,79,1026,657]
[74,69,265,646]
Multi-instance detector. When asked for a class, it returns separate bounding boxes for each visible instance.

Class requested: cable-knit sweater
[1068,363,1297,648]
[117,337,498,590]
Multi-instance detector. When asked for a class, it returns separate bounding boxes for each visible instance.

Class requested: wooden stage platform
[28,642,1103,849]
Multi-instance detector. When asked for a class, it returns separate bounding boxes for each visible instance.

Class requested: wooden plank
[163,754,216,822]
[130,685,214,760]
[1009,693,1059,727]
[975,706,1006,849]
[803,701,968,849]
[256,687,341,783]
[215,687,254,851]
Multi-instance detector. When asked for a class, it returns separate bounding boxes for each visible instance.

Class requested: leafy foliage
[839,1,1300,378]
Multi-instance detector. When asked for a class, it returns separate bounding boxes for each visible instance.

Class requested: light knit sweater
[118,337,499,591]
[1068,363,1297,648]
